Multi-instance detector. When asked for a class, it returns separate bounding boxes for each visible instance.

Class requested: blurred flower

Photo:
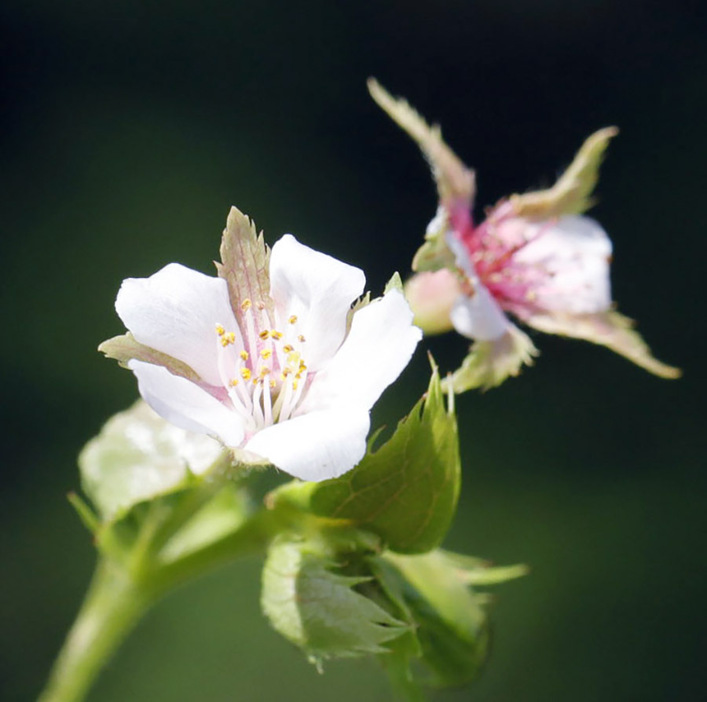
[370,80,680,391]
[100,208,421,481]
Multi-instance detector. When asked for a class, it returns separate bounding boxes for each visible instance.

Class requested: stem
[38,558,154,702]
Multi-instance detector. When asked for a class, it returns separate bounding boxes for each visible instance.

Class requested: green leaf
[79,401,226,521]
[261,532,409,661]
[524,309,681,379]
[215,206,274,323]
[446,324,539,393]
[509,127,619,219]
[98,332,202,383]
[158,482,251,563]
[310,366,460,554]
[373,550,492,688]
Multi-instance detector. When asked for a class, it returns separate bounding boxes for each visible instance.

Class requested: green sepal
[261,531,410,662]
[523,309,681,379]
[509,127,619,220]
[98,333,202,383]
[216,206,274,324]
[371,549,525,689]
[384,271,404,294]
[79,401,227,522]
[446,324,539,393]
[310,364,460,554]
[67,492,100,535]
[368,79,476,216]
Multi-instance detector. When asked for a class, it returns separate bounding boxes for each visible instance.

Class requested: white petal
[512,215,612,314]
[128,361,244,447]
[450,285,511,341]
[116,263,240,386]
[299,289,421,413]
[269,235,366,369]
[245,408,369,481]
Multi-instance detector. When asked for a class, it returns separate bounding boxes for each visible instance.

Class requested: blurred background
[1,1,705,700]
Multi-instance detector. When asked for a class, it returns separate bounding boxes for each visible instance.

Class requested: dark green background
[1,1,705,700]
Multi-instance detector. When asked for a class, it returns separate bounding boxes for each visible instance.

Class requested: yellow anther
[258,330,270,340]
[292,380,299,391]
[215,324,225,336]
[283,344,294,354]
[229,378,239,387]
[287,351,301,365]
[240,350,249,361]
[259,366,270,377]
[270,330,283,340]
[298,362,307,372]
[298,334,306,343]
[261,349,273,359]
[288,315,298,324]
[241,298,252,311]
[282,368,292,378]
[269,380,276,389]
[220,331,236,347]
[240,368,252,381]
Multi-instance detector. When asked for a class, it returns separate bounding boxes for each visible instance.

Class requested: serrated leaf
[310,367,460,554]
[79,401,226,521]
[215,206,274,324]
[510,127,619,219]
[446,324,538,393]
[524,309,681,379]
[98,333,202,383]
[261,533,409,660]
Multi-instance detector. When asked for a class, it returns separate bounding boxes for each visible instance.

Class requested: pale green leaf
[310,366,460,554]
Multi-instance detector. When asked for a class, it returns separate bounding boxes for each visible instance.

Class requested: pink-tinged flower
[369,79,680,391]
[100,208,421,481]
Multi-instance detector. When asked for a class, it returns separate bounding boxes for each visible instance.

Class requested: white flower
[101,208,421,482]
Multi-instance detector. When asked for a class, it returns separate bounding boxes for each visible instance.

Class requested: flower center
[214,298,309,435]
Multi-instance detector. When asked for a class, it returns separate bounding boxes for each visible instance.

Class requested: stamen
[261,349,273,359]
[215,324,225,336]
[283,344,294,354]
[240,368,252,381]
[229,378,239,387]
[240,350,249,361]
[220,331,236,347]
[298,334,306,343]
[289,315,298,324]
[241,298,252,311]
[259,330,270,340]
[270,330,283,340]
